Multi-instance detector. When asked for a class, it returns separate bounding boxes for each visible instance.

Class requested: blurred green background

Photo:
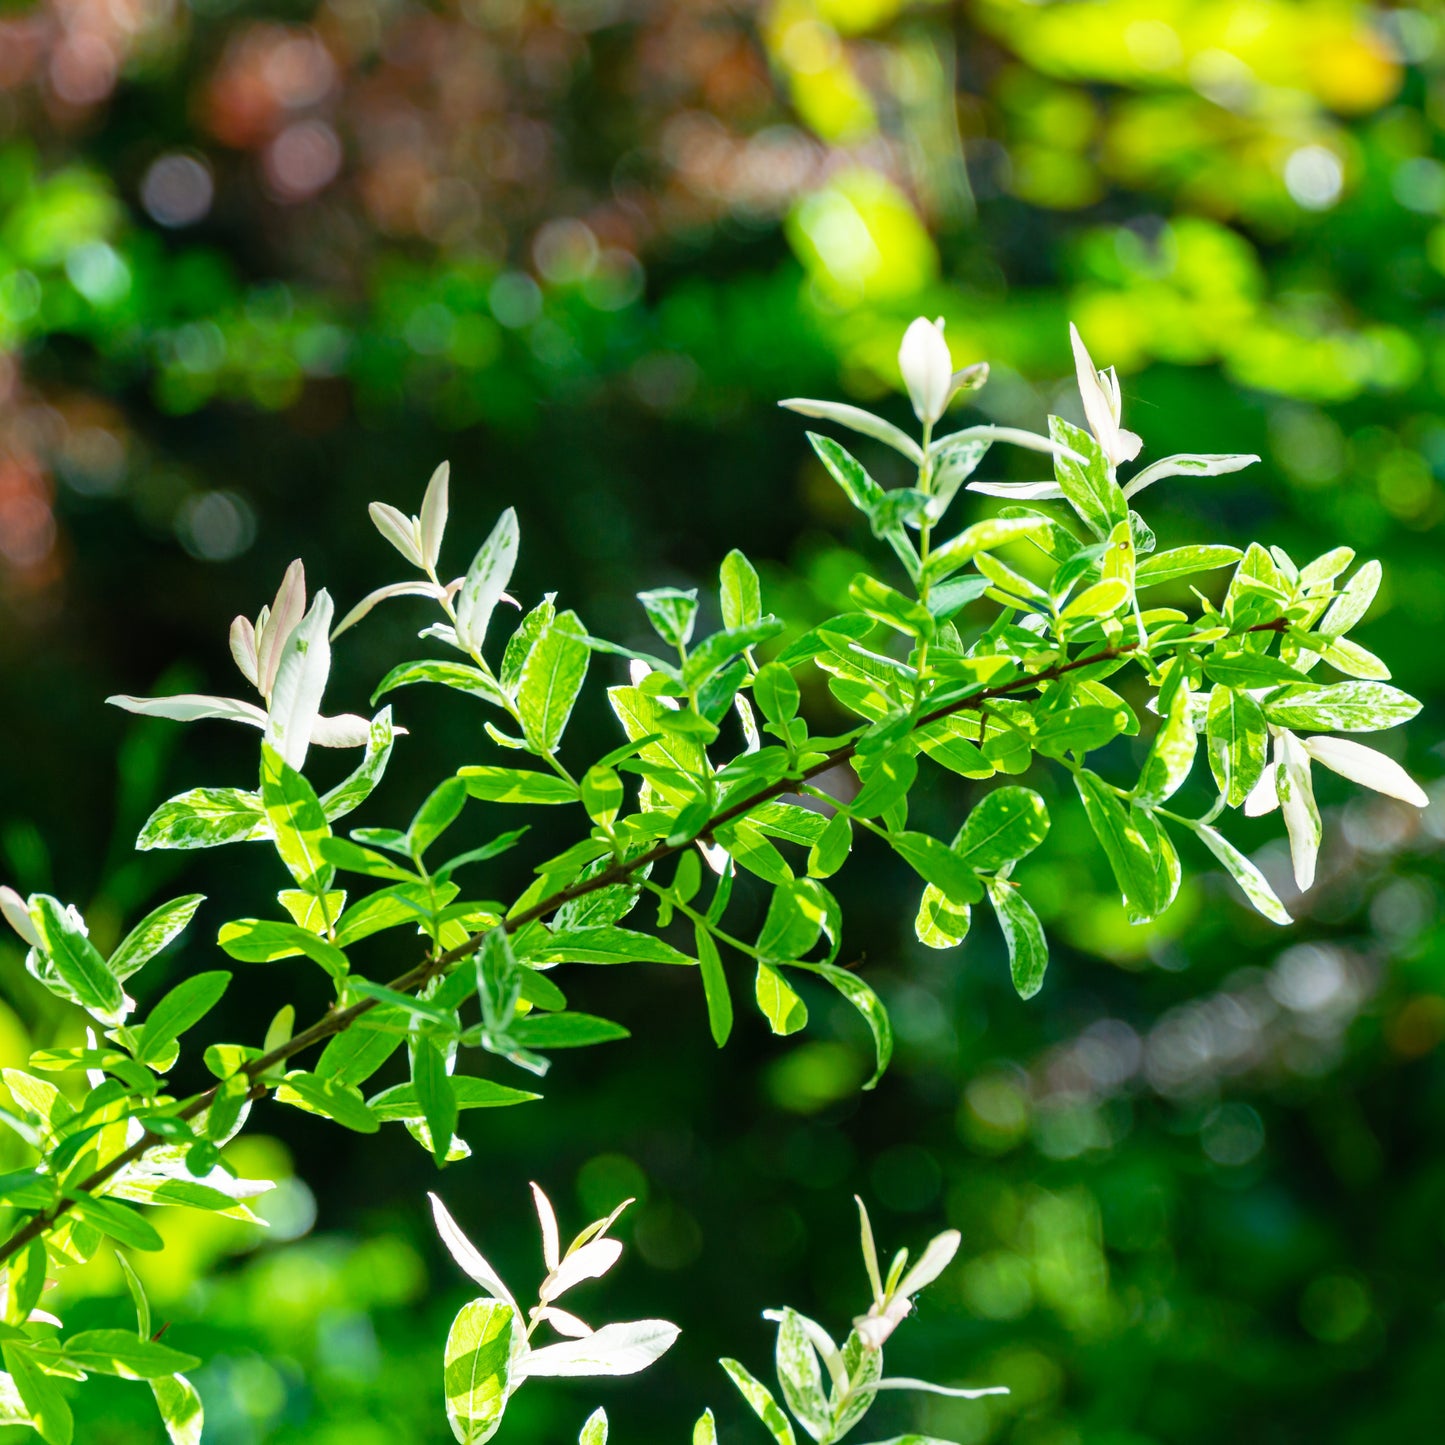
[2,0,1444,1440]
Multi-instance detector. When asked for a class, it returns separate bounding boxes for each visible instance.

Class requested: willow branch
[0,618,1284,1263]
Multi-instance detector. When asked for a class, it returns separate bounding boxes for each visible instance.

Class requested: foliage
[0,314,1425,1439]
[4,3,1445,1442]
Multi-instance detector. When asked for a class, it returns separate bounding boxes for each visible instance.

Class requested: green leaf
[151,1373,204,1445]
[798,962,893,1088]
[808,812,852,879]
[115,1250,151,1338]
[317,837,416,881]
[317,1008,408,1087]
[1033,703,1127,758]
[720,549,762,629]
[757,878,834,959]
[1203,652,1311,688]
[772,1307,830,1440]
[508,1013,630,1049]
[1191,822,1292,926]
[954,786,1050,870]
[638,587,698,648]
[1074,771,1176,924]
[56,1330,199,1380]
[686,622,783,692]
[721,1358,797,1445]
[577,766,622,829]
[886,832,982,906]
[501,595,556,695]
[1319,558,1380,637]
[807,433,885,516]
[136,787,269,851]
[3,1343,72,1445]
[459,767,579,805]
[320,708,397,820]
[752,663,801,728]
[455,508,520,654]
[579,1407,608,1445]
[444,1299,518,1445]
[275,1071,380,1133]
[260,744,334,892]
[5,1239,45,1325]
[518,610,590,751]
[923,515,1053,586]
[411,1038,458,1163]
[1060,577,1129,621]
[30,896,125,1023]
[1263,682,1421,733]
[915,885,971,949]
[985,879,1048,999]
[108,895,205,982]
[693,1410,719,1445]
[849,573,934,638]
[1136,681,1197,804]
[373,660,508,709]
[408,777,468,858]
[136,972,231,1066]
[850,751,917,819]
[368,1074,539,1121]
[68,1192,164,1251]
[217,919,349,980]
[1135,545,1242,588]
[524,928,694,966]
[1050,415,1123,538]
[755,963,808,1036]
[695,925,733,1047]
[1205,686,1268,807]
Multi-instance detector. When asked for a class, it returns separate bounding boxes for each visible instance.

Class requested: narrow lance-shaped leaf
[444,1299,518,1445]
[265,590,335,771]
[260,744,335,894]
[985,879,1048,999]
[456,508,520,654]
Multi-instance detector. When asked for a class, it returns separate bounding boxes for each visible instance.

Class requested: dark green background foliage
[2,1,1443,1441]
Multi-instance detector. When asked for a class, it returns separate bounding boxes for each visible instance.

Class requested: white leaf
[332,581,443,639]
[777,398,924,465]
[429,1192,517,1310]
[965,479,1065,500]
[874,1376,1010,1400]
[1243,761,1280,816]
[106,693,267,729]
[896,1228,961,1298]
[309,713,373,748]
[538,1306,593,1339]
[265,590,335,771]
[229,615,259,688]
[519,1319,679,1379]
[532,1181,561,1273]
[456,508,520,653]
[1301,735,1427,807]
[420,460,450,568]
[540,1237,621,1302]
[898,317,953,426]
[1122,452,1259,500]
[257,559,307,699]
[369,501,424,567]
[1071,323,1139,466]
[1276,730,1322,892]
[0,886,40,948]
[568,1196,635,1254]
